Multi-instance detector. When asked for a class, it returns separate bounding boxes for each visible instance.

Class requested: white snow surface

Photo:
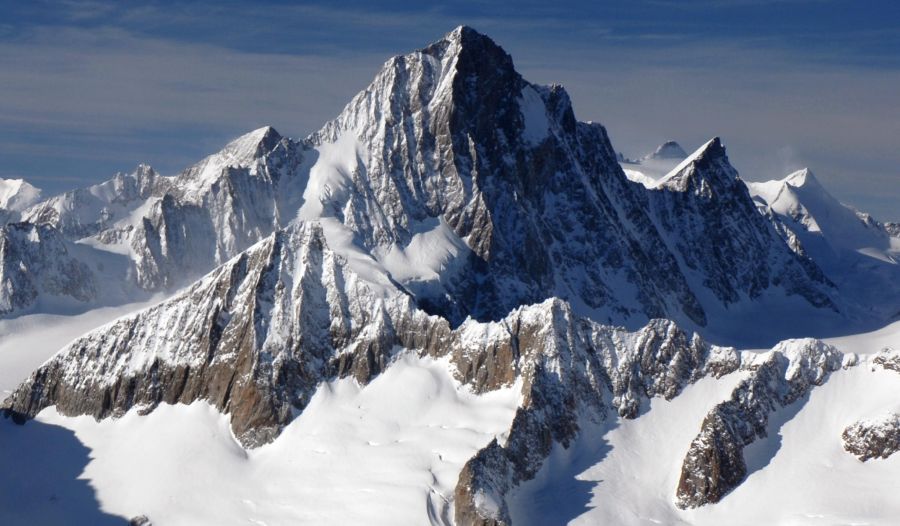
[748,168,900,320]
[0,352,521,526]
[0,178,41,211]
[518,85,550,145]
[510,342,900,525]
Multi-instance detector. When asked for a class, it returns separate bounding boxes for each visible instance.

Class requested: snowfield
[510,353,900,526]
[1,353,521,526]
[2,328,898,525]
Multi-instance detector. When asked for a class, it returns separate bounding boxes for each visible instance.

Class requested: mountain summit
[644,140,688,160]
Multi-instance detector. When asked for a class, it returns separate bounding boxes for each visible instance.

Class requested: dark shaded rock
[675,339,843,509]
[842,413,900,461]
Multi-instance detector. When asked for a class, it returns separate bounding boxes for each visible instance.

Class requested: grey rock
[842,413,900,461]
[0,222,97,314]
[674,339,843,509]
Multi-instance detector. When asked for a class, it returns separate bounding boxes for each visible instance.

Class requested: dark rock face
[675,339,843,509]
[650,138,836,310]
[0,222,97,313]
[309,27,706,328]
[842,413,900,461]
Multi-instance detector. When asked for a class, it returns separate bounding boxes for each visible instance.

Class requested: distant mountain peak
[644,140,687,160]
[657,137,735,192]
[0,177,42,212]
[784,168,823,191]
[220,126,283,163]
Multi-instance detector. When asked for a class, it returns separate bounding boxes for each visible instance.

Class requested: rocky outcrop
[0,222,97,314]
[0,218,740,523]
[449,304,739,525]
[872,348,900,373]
[842,413,900,461]
[675,339,844,509]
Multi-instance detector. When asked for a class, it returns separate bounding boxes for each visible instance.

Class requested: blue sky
[1,0,899,219]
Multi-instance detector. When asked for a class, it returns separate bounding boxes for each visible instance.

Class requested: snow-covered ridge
[0,126,313,316]
[676,338,845,508]
[748,167,900,320]
[0,178,41,214]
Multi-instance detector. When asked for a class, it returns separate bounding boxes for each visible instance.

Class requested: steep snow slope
[748,169,900,320]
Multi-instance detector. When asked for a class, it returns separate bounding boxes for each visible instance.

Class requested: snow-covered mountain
[293,27,839,339]
[23,126,310,291]
[0,126,312,316]
[1,25,899,526]
[0,178,41,225]
[748,168,900,320]
[621,140,689,186]
[645,140,688,160]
